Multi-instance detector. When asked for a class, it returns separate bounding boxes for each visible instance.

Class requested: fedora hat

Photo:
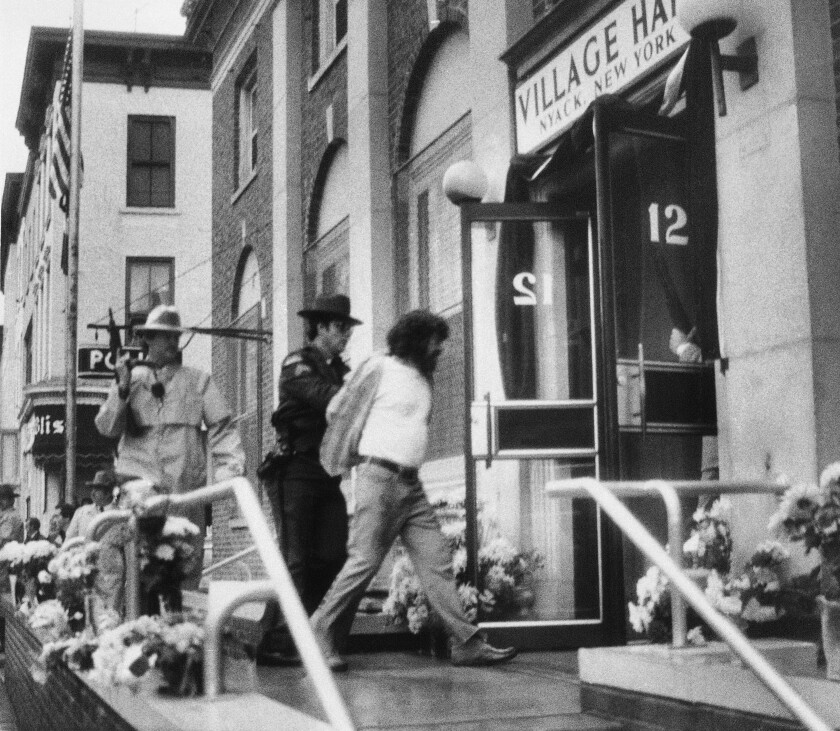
[135,304,188,334]
[85,469,118,491]
[0,484,19,500]
[297,294,362,326]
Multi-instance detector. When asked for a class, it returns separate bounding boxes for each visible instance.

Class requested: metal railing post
[125,515,140,620]
[546,477,832,731]
[140,478,355,731]
[645,480,686,648]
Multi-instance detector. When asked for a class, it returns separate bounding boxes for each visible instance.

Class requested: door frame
[458,202,625,648]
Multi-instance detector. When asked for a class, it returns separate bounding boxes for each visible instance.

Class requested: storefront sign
[23,404,115,456]
[514,0,690,154]
[78,346,145,377]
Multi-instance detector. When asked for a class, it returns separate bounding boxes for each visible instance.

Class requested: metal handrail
[139,478,355,731]
[546,477,831,731]
[545,479,789,647]
[201,545,258,577]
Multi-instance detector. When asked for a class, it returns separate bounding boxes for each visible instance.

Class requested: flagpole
[65,0,84,504]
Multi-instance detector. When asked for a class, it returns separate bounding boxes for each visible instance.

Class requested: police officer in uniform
[258,293,360,664]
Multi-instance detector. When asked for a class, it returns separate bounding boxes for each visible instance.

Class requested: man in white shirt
[65,469,116,541]
[311,310,517,671]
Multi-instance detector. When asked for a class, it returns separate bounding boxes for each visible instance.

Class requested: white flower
[154,544,176,561]
[28,600,69,642]
[741,597,779,623]
[683,534,700,556]
[37,570,52,584]
[708,498,732,522]
[628,601,649,633]
[819,461,840,490]
[686,627,707,646]
[161,516,200,538]
[0,541,25,565]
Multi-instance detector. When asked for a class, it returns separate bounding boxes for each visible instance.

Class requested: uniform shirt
[64,503,107,541]
[95,362,245,503]
[357,356,432,468]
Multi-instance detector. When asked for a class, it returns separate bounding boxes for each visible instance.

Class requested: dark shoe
[325,653,348,672]
[256,649,302,667]
[451,635,517,667]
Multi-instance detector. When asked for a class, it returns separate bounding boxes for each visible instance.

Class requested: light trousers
[311,462,477,653]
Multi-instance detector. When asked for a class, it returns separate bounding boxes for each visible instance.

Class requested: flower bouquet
[683,498,733,575]
[473,537,543,621]
[769,464,840,601]
[136,516,199,615]
[0,539,59,607]
[47,539,100,632]
[628,565,674,643]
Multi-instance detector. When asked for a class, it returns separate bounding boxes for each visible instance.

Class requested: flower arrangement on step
[46,538,100,632]
[768,463,840,602]
[628,540,790,644]
[0,539,59,609]
[683,497,734,574]
[136,515,200,615]
[383,502,542,637]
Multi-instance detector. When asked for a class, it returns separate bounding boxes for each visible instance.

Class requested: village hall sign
[514,0,690,154]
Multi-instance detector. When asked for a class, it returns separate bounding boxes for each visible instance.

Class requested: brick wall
[300,10,349,248]
[3,606,142,731]
[209,6,275,578]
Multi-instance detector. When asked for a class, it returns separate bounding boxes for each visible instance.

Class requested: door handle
[485,392,493,468]
[638,342,646,438]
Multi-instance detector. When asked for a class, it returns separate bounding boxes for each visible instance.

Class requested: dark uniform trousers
[260,345,350,653]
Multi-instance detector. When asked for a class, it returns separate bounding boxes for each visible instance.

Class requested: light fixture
[443,160,488,205]
[675,0,758,116]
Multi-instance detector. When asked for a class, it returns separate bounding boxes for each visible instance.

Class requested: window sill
[307,38,347,92]
[229,518,249,530]
[231,169,258,204]
[120,207,180,216]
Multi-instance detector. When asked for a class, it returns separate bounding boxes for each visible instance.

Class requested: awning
[23,403,116,464]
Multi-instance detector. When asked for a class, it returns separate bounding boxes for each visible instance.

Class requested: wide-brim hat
[0,484,19,499]
[297,294,362,326]
[135,304,188,334]
[85,469,118,491]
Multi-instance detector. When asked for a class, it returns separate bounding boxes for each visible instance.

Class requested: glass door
[460,203,624,649]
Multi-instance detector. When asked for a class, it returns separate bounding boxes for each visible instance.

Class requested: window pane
[148,263,172,307]
[151,122,171,163]
[128,120,151,162]
[335,0,347,43]
[150,167,171,207]
[129,263,152,314]
[251,133,258,170]
[128,167,151,207]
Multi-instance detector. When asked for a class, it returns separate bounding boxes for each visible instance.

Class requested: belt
[361,456,419,482]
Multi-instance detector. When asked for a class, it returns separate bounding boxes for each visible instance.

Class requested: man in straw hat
[95,304,245,588]
[257,293,360,665]
[65,468,118,541]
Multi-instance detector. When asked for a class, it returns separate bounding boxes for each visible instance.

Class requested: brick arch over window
[395,19,468,167]
[393,22,472,470]
[231,246,262,321]
[303,141,350,307]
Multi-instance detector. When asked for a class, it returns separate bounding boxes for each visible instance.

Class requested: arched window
[305,143,349,306]
[230,249,263,482]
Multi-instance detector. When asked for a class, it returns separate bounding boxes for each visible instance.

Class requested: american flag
[48,30,82,214]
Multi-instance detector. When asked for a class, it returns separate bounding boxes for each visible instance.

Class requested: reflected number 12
[512,272,553,306]
[648,202,688,245]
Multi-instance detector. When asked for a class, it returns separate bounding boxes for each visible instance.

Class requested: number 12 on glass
[648,202,688,245]
[512,272,553,306]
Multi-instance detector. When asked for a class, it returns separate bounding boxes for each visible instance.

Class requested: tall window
[237,66,258,187]
[23,322,33,386]
[316,0,347,70]
[126,258,175,336]
[127,116,175,208]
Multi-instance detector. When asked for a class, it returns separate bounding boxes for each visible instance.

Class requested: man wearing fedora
[95,304,245,588]
[258,293,360,664]
[64,469,118,541]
